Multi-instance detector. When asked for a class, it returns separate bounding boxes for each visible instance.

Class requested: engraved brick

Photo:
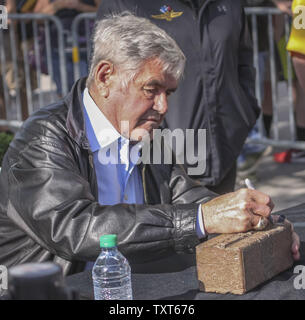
[196,224,293,294]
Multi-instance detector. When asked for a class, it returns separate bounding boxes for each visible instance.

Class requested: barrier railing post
[44,20,56,101]
[251,13,264,137]
[20,20,33,115]
[9,22,21,121]
[0,29,10,119]
[33,20,43,109]
[285,14,296,141]
[85,18,91,64]
[268,13,280,141]
[71,13,96,84]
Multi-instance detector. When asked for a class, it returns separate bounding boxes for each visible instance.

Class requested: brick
[196,224,294,295]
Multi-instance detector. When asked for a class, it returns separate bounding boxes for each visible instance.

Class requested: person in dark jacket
[0,13,299,276]
[96,0,260,194]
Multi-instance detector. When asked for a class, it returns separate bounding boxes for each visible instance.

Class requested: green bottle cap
[100,234,117,248]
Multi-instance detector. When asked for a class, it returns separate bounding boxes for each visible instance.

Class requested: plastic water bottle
[92,234,133,300]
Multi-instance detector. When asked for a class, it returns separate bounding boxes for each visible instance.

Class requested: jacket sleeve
[238,5,260,121]
[170,164,218,205]
[5,127,208,264]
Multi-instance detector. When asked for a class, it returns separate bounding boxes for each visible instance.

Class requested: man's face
[109,58,178,141]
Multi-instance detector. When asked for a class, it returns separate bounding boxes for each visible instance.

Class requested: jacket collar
[83,87,121,151]
[64,78,90,149]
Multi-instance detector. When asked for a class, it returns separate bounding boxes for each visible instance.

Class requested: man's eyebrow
[167,87,177,93]
[144,80,163,87]
[144,80,177,92]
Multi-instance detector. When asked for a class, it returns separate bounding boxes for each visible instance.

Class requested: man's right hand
[201,188,274,234]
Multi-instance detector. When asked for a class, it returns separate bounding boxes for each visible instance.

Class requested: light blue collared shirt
[83,88,144,205]
[82,88,206,268]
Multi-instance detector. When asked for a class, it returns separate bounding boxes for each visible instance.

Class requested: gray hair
[86,12,186,88]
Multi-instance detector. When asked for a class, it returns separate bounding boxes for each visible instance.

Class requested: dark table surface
[66,203,305,300]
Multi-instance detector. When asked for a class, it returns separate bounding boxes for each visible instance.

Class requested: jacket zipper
[88,151,98,199]
[88,153,94,169]
[141,165,148,204]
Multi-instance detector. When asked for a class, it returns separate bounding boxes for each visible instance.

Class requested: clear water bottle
[92,234,132,300]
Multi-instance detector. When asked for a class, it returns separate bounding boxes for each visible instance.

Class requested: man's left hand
[271,215,301,261]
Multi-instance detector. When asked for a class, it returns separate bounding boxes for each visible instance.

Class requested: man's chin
[130,125,156,142]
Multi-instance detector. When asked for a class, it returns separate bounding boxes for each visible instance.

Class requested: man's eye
[144,88,157,97]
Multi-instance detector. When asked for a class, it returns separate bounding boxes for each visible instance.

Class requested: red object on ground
[273,150,292,163]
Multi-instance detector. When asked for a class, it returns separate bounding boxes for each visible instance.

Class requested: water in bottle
[92,234,133,300]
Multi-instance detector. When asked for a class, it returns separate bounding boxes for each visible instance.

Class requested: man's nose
[153,92,168,115]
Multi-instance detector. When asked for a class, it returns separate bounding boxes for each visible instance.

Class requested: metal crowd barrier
[71,12,96,82]
[0,13,67,130]
[245,7,305,150]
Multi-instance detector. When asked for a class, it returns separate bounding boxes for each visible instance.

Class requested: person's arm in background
[72,0,102,12]
[33,0,102,15]
[6,0,15,25]
[6,0,16,13]
[272,0,292,15]
[33,0,52,14]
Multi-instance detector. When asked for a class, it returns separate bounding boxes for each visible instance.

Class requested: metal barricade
[0,13,67,131]
[1,9,305,152]
[71,12,96,83]
[245,7,305,150]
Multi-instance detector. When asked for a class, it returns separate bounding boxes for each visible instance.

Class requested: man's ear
[94,61,114,98]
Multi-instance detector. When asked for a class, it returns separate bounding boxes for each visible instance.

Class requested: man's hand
[201,188,274,234]
[271,215,301,261]
[201,189,301,261]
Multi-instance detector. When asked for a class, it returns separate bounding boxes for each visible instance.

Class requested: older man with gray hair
[0,13,299,275]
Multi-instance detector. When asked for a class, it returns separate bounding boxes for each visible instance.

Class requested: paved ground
[255,157,305,212]
[237,151,305,212]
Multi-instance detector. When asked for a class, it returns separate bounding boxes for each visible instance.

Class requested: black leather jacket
[0,79,216,275]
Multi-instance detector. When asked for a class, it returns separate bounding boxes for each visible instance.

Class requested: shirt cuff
[196,204,207,239]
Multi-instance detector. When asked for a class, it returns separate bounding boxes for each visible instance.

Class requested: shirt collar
[82,88,145,165]
[83,87,121,151]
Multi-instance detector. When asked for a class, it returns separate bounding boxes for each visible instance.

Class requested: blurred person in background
[240,0,305,171]
[0,0,38,126]
[288,0,305,92]
[283,0,305,161]
[33,0,102,95]
[273,0,305,162]
[237,0,275,180]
